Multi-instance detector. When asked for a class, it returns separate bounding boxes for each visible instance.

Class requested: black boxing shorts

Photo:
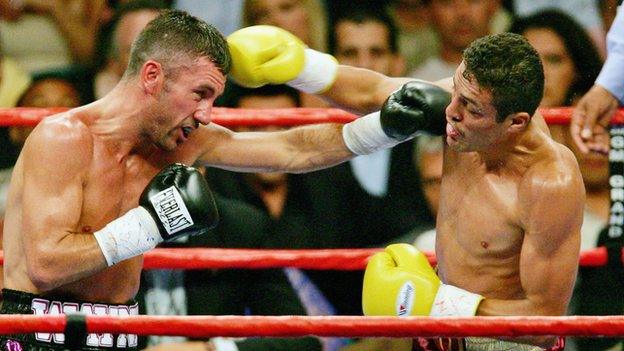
[0,289,139,351]
[412,336,566,351]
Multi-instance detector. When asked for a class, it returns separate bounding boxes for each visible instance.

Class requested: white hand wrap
[287,49,338,94]
[429,283,484,316]
[342,111,403,155]
[93,207,162,266]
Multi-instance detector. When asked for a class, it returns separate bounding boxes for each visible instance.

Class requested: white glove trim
[287,49,338,94]
[342,111,402,155]
[94,207,162,266]
[429,283,483,316]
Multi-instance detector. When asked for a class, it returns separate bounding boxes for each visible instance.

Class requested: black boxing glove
[380,81,450,139]
[94,163,219,266]
[342,81,450,155]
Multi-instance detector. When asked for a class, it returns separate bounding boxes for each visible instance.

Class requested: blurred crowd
[0,0,621,350]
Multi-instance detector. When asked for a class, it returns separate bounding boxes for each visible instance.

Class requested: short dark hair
[219,82,301,108]
[124,10,231,78]
[509,10,602,106]
[462,32,544,122]
[328,8,399,55]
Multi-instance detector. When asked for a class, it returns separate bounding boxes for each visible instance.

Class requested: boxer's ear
[140,59,164,95]
[508,112,531,133]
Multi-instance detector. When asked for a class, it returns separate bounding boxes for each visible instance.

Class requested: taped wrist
[93,207,162,266]
[429,283,484,316]
[342,111,404,155]
[287,49,338,94]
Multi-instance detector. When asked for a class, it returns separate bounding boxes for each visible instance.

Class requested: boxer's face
[149,56,225,151]
[445,62,507,152]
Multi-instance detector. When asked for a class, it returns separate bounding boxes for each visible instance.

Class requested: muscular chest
[437,157,524,256]
[80,154,164,231]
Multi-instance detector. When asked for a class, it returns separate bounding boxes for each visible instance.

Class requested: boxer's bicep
[519,169,584,315]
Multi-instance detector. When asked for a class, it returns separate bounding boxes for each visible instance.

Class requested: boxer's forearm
[24,233,109,291]
[321,66,413,115]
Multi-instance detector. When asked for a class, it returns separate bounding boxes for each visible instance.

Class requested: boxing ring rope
[1,106,623,341]
[0,247,618,269]
[2,106,624,127]
[1,315,624,338]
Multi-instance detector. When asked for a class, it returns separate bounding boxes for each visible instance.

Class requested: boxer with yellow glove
[362,244,483,317]
[227,25,338,94]
[228,25,451,156]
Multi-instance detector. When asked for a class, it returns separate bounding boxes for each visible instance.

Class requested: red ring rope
[0,247,619,269]
[1,107,624,127]
[1,315,624,338]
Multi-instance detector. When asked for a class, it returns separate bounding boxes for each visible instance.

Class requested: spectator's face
[248,0,310,45]
[236,94,298,185]
[523,28,576,108]
[116,10,160,74]
[429,0,498,52]
[19,78,81,108]
[12,78,81,147]
[334,20,403,76]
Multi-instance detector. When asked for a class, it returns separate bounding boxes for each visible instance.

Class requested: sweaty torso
[2,113,202,303]
[436,150,525,299]
[435,126,570,301]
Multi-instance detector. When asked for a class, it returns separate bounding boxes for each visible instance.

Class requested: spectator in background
[174,0,243,36]
[326,8,432,233]
[408,0,502,81]
[0,0,106,73]
[241,0,329,107]
[384,0,439,74]
[329,8,405,76]
[510,0,608,58]
[510,10,603,109]
[94,0,168,98]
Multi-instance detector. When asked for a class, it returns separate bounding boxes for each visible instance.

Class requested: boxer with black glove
[342,81,450,156]
[94,163,219,266]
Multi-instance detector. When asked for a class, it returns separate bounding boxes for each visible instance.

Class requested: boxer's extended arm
[227,25,449,114]
[195,122,352,173]
[195,82,449,171]
[21,122,108,291]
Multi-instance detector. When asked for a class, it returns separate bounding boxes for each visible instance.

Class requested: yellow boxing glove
[227,25,338,93]
[362,244,483,317]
